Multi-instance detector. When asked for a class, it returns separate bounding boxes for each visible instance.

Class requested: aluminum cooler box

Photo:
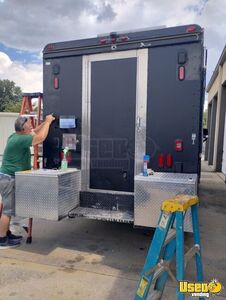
[134,173,198,232]
[15,169,81,221]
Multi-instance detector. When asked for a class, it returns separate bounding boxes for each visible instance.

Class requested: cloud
[0,0,225,87]
[0,0,117,51]
[0,0,197,50]
[0,52,12,68]
[185,0,208,16]
[96,3,117,22]
[0,52,42,92]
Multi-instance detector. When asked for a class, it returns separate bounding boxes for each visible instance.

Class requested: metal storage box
[134,173,198,232]
[15,169,81,221]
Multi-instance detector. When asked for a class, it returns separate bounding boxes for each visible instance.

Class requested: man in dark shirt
[0,114,55,248]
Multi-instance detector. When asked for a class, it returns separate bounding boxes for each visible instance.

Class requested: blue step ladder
[134,195,204,300]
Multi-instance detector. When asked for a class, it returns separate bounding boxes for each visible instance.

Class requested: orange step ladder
[20,92,43,243]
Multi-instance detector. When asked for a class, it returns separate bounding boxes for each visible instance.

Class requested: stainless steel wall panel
[134,49,148,176]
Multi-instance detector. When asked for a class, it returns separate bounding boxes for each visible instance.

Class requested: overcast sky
[0,0,225,93]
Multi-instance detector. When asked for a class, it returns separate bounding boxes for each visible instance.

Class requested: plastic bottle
[143,154,150,176]
[61,147,69,171]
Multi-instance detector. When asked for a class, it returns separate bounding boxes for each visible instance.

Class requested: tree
[3,100,22,112]
[0,79,23,112]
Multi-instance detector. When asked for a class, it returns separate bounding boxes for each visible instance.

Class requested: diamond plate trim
[15,169,81,221]
[69,206,134,223]
[134,173,198,232]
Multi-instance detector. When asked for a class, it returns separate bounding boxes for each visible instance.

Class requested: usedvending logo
[179,279,223,297]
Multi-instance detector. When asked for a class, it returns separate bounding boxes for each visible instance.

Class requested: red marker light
[47,44,55,50]
[175,139,183,151]
[120,36,128,42]
[186,25,196,33]
[54,77,59,89]
[100,38,107,44]
[158,154,164,168]
[178,66,185,81]
[166,154,173,168]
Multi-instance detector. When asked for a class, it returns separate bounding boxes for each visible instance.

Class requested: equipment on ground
[134,194,204,300]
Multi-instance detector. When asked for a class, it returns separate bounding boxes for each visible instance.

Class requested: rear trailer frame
[15,24,205,231]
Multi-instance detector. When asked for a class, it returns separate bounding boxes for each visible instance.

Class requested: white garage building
[205,45,226,179]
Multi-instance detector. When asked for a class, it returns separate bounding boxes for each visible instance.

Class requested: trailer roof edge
[43,24,203,55]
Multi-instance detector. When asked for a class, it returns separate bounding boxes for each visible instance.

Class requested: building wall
[222,61,226,84]
[222,110,226,174]
[206,49,226,176]
[208,75,219,101]
[0,112,18,162]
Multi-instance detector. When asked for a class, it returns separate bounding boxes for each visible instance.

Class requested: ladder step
[148,290,161,300]
[20,113,38,118]
[184,244,200,268]
[163,228,176,247]
[23,92,43,97]
[153,265,165,281]
[152,260,177,283]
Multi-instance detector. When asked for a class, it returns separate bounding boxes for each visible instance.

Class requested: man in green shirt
[0,114,55,248]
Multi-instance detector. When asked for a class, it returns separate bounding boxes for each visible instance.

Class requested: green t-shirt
[0,133,33,176]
